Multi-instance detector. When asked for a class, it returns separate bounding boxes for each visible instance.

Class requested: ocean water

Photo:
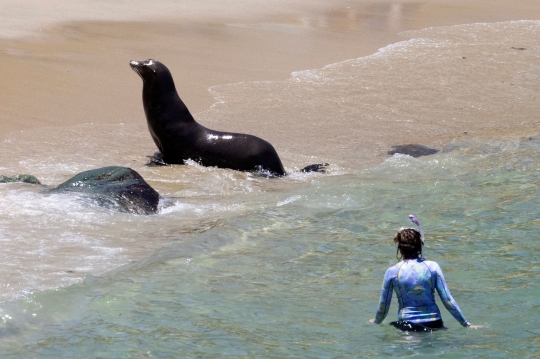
[0,21,539,357]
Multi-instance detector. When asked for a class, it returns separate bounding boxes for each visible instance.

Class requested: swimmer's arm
[374,269,394,324]
[434,264,469,327]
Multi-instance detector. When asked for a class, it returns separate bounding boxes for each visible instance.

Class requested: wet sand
[1,0,540,162]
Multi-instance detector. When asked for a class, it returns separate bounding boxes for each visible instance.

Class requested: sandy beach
[1,0,539,148]
[1,2,540,356]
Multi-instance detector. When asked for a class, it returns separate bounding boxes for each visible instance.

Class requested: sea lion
[130,59,327,176]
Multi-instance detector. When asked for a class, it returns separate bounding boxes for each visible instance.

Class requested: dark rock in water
[51,166,159,215]
[0,174,41,184]
[387,144,439,158]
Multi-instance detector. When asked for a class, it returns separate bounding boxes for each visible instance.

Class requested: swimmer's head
[394,228,423,260]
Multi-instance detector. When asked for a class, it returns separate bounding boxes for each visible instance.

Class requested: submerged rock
[51,166,159,215]
[0,174,41,184]
[387,144,439,158]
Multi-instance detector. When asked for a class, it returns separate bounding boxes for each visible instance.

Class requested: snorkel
[409,214,425,257]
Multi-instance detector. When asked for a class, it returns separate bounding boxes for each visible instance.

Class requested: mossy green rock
[51,166,159,215]
[0,174,41,184]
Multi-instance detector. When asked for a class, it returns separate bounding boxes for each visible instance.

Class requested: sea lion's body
[130,59,286,175]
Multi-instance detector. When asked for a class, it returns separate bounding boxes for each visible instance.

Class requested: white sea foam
[277,195,302,207]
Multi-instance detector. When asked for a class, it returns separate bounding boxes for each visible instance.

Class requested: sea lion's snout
[130,60,146,80]
[130,60,144,72]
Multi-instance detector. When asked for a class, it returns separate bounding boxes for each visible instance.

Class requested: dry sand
[1,0,540,153]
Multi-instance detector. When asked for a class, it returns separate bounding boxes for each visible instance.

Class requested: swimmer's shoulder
[420,259,442,272]
[386,261,404,276]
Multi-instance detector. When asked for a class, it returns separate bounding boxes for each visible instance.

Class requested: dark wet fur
[145,152,170,167]
[299,163,329,174]
[131,59,329,177]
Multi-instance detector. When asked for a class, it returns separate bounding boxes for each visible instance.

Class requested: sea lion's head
[130,59,176,93]
[130,59,191,128]
[130,59,159,82]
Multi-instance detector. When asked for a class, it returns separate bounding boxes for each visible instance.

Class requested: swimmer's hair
[394,228,423,260]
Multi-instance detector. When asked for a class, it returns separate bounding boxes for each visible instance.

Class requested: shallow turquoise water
[1,137,539,358]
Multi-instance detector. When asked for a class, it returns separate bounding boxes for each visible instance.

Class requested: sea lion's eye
[143,60,156,74]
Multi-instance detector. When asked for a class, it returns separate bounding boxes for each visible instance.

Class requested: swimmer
[369,216,486,331]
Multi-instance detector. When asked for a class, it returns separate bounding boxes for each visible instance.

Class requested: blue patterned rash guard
[374,259,469,327]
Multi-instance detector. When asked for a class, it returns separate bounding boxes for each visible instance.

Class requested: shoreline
[0,0,540,167]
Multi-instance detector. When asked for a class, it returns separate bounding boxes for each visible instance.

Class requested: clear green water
[1,137,539,358]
